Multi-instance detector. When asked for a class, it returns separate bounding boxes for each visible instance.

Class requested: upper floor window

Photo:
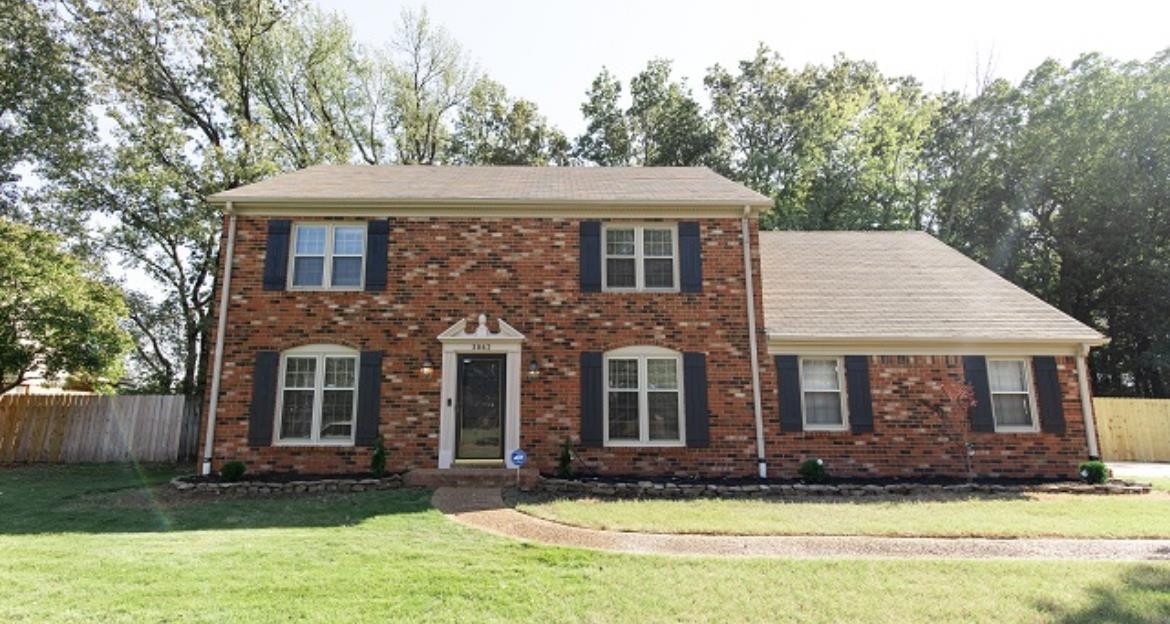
[603,346,685,445]
[800,357,848,431]
[290,223,366,289]
[988,359,1037,432]
[275,345,358,445]
[603,225,678,291]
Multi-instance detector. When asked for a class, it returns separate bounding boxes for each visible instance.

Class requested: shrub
[1079,460,1108,484]
[556,439,574,478]
[220,461,247,482]
[798,458,826,482]
[370,435,388,477]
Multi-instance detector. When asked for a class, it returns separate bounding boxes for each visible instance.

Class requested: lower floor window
[989,359,1036,431]
[800,357,847,430]
[605,347,684,445]
[277,348,358,444]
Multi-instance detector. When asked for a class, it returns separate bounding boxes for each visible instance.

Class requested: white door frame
[437,315,525,469]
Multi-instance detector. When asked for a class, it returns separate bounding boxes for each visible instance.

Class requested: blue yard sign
[509,449,527,467]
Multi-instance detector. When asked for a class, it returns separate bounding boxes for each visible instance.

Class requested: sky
[314,0,1170,137]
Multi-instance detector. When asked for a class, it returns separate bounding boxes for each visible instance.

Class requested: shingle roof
[209,164,771,206]
[759,231,1105,343]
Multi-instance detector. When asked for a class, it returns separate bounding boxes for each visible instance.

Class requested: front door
[455,354,506,460]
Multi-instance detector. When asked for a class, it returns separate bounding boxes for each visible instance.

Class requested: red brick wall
[758,355,1093,480]
[204,214,1093,480]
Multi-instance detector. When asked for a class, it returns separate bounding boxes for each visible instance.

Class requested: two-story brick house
[201,165,1106,480]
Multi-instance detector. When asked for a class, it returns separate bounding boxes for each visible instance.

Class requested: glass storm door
[455,355,506,460]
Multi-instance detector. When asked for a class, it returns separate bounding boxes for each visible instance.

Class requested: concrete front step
[405,467,539,489]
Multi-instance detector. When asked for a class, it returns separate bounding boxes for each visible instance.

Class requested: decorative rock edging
[539,477,1152,499]
[170,473,405,495]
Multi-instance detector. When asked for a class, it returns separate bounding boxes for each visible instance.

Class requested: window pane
[284,357,317,389]
[279,389,314,439]
[320,389,355,439]
[295,226,327,255]
[608,359,638,389]
[606,258,636,288]
[292,257,325,287]
[648,391,680,440]
[324,357,356,388]
[647,359,678,390]
[644,258,674,288]
[805,391,843,425]
[993,394,1032,427]
[605,229,635,256]
[989,360,1028,392]
[333,227,365,255]
[607,391,639,440]
[802,360,840,391]
[331,257,362,287]
[643,229,673,256]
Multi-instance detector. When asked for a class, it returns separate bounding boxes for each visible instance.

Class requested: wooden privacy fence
[1094,398,1170,462]
[0,394,186,463]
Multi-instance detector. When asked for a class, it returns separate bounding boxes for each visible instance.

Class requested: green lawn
[0,464,1168,623]
[517,488,1170,539]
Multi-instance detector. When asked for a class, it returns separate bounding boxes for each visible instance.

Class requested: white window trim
[799,356,849,432]
[988,357,1041,433]
[274,344,359,446]
[602,346,686,446]
[287,223,367,291]
[601,224,681,293]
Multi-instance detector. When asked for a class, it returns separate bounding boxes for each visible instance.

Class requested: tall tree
[627,59,721,167]
[575,68,631,166]
[450,78,570,165]
[0,219,130,394]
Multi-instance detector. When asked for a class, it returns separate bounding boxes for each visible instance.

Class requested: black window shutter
[364,220,389,292]
[580,352,603,447]
[262,219,291,291]
[844,355,874,433]
[963,355,995,432]
[683,352,710,447]
[776,355,803,432]
[1032,356,1066,434]
[248,351,279,446]
[355,351,383,445]
[580,221,601,292]
[678,221,703,293]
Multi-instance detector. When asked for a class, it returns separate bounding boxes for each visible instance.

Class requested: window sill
[803,425,850,433]
[603,440,686,448]
[273,440,356,447]
[600,288,681,294]
[285,286,366,292]
[992,426,1040,434]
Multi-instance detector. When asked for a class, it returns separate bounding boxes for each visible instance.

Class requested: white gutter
[201,206,237,475]
[1076,343,1101,459]
[741,207,767,478]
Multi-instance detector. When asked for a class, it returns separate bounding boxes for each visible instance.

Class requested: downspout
[1076,343,1100,459]
[201,205,237,475]
[741,207,767,478]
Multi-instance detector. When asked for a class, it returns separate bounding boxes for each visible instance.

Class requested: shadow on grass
[0,463,433,535]
[1040,565,1170,624]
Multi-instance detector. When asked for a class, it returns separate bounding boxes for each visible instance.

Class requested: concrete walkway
[1112,461,1170,479]
[432,487,1170,561]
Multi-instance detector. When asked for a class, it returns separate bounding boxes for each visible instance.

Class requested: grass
[517,489,1170,539]
[0,464,1167,623]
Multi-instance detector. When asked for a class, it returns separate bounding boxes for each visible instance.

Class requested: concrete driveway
[1111,461,1170,479]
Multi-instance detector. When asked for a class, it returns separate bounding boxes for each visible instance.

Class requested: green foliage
[1079,461,1108,484]
[0,219,130,393]
[798,458,827,482]
[220,461,247,482]
[556,439,574,478]
[450,78,570,165]
[370,435,387,477]
[575,68,631,166]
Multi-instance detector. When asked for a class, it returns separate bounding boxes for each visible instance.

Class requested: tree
[450,78,570,165]
[0,0,91,214]
[575,68,631,166]
[0,219,130,394]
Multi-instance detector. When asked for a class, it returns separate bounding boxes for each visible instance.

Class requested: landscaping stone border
[539,477,1152,498]
[170,473,404,495]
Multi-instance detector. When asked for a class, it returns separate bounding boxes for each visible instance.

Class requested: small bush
[556,439,574,478]
[1079,460,1108,484]
[220,461,247,482]
[370,435,388,477]
[798,458,827,482]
